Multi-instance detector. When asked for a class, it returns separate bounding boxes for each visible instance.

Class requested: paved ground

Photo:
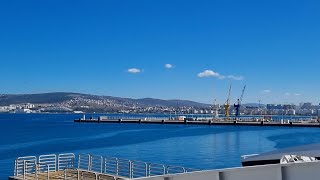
[9,169,124,180]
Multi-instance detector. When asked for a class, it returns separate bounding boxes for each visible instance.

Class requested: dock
[74,117,320,128]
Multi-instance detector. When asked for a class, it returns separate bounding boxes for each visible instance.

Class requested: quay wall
[74,118,320,128]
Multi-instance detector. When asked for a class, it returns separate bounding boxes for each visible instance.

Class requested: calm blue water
[1,114,320,179]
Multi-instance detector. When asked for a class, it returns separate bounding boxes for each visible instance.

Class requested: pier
[74,116,320,128]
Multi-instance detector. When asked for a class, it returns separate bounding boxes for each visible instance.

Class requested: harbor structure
[212,99,219,118]
[224,85,232,118]
[74,116,320,128]
[234,85,246,117]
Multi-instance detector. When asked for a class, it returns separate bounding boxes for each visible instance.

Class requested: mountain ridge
[0,92,210,108]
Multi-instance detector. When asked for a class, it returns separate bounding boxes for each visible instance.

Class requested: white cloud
[227,75,244,81]
[198,70,223,78]
[197,70,243,80]
[284,92,301,96]
[165,64,173,69]
[127,68,141,74]
[262,89,271,93]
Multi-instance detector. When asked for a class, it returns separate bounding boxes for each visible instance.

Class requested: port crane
[213,99,219,119]
[224,85,232,118]
[234,85,246,117]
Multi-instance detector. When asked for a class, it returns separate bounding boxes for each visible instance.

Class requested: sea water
[0,114,320,179]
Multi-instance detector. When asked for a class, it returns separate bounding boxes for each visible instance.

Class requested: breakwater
[74,117,320,128]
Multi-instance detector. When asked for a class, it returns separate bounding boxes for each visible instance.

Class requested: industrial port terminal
[74,115,320,128]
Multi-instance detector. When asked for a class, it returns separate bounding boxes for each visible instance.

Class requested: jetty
[74,115,320,128]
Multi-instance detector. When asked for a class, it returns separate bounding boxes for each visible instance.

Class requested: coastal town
[0,93,319,117]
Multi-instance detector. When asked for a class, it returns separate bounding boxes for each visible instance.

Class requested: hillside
[0,92,82,105]
[0,92,209,108]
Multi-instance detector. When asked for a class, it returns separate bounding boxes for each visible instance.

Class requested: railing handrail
[21,160,50,180]
[166,165,186,174]
[58,153,75,171]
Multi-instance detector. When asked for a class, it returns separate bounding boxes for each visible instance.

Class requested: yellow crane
[224,85,232,118]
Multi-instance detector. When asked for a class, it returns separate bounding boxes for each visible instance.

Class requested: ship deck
[9,169,123,180]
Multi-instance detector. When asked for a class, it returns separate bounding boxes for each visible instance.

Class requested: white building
[15,108,32,113]
[24,103,35,109]
[0,107,8,112]
[296,109,314,116]
[286,109,296,115]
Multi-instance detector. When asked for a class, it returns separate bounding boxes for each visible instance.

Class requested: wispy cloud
[127,68,141,74]
[261,89,271,94]
[165,64,173,69]
[226,75,244,81]
[197,70,243,80]
[285,92,301,96]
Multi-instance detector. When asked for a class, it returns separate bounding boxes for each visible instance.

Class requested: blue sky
[0,0,319,104]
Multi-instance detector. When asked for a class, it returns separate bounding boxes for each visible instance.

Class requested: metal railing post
[148,164,151,177]
[35,164,38,180]
[88,155,92,171]
[47,165,49,180]
[23,160,26,179]
[144,162,148,177]
[115,158,119,176]
[64,169,67,179]
[104,159,107,174]
[72,156,75,169]
[78,155,81,169]
[35,163,38,180]
[129,160,132,178]
[77,169,80,180]
[14,160,17,176]
[100,156,103,173]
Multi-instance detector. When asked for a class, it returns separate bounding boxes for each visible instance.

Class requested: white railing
[21,160,50,180]
[14,153,195,179]
[14,153,74,179]
[131,160,148,178]
[148,163,166,177]
[39,154,56,172]
[58,153,75,171]
[135,160,320,180]
[78,154,90,171]
[166,165,186,174]
[89,155,104,173]
[14,156,37,177]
